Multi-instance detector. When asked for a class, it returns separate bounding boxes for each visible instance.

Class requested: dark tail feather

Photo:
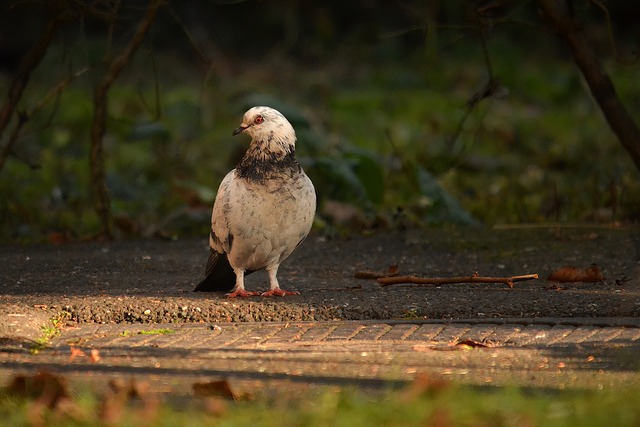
[194,250,236,292]
[194,249,256,292]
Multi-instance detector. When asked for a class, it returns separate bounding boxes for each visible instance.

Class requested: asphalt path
[1,226,639,395]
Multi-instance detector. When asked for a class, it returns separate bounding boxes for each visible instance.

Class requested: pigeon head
[233,106,296,159]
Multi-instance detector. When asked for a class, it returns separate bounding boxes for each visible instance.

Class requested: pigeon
[194,106,316,298]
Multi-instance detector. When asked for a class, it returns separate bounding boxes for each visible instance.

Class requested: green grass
[0,382,638,427]
[119,329,174,337]
[137,328,174,335]
[29,315,66,355]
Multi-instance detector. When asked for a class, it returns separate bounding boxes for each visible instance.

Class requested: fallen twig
[378,273,538,289]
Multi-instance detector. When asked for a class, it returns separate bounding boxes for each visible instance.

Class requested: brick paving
[2,319,638,396]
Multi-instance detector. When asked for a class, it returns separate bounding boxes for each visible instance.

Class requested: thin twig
[378,273,538,289]
[589,0,639,65]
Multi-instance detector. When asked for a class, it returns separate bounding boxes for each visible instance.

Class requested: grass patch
[0,379,638,427]
[30,315,66,355]
[120,328,174,337]
[137,328,174,335]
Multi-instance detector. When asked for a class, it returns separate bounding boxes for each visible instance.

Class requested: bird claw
[261,289,300,297]
[226,289,261,298]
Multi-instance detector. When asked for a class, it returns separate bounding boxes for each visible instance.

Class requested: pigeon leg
[261,265,300,297]
[226,268,260,298]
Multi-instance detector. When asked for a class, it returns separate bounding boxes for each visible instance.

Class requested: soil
[1,226,639,335]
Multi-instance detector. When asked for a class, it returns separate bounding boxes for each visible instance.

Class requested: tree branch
[89,0,163,239]
[0,7,68,172]
[537,0,640,172]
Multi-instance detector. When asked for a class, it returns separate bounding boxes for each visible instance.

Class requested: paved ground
[2,319,639,396]
[1,226,639,396]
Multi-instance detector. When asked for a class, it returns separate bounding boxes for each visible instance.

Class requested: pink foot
[261,288,300,297]
[226,289,260,298]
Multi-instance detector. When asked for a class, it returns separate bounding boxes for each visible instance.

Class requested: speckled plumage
[194,106,316,297]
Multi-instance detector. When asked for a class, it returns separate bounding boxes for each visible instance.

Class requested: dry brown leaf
[204,397,229,417]
[100,378,155,425]
[454,339,490,349]
[6,371,73,426]
[6,372,69,406]
[192,379,237,400]
[48,231,71,244]
[90,349,101,363]
[399,373,450,402]
[68,346,86,362]
[547,264,605,283]
[108,378,149,399]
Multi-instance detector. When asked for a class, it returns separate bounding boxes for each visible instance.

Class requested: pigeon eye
[254,115,264,124]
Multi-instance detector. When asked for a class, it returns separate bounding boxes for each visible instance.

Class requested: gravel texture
[1,226,639,336]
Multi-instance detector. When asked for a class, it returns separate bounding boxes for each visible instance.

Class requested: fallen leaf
[48,231,70,244]
[68,346,86,362]
[547,264,605,283]
[399,373,450,402]
[90,349,101,362]
[454,339,490,349]
[6,372,70,409]
[193,379,237,400]
[204,397,228,417]
[108,378,149,399]
[100,378,155,425]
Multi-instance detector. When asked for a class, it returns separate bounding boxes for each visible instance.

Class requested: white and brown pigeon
[194,106,316,297]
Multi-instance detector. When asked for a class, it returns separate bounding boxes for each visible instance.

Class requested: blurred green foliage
[0,2,639,242]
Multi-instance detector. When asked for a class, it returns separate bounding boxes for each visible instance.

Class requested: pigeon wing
[193,248,236,292]
[194,171,255,292]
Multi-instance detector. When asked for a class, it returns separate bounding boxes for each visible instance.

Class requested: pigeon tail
[194,250,255,292]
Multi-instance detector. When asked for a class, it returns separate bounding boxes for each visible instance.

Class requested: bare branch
[537,0,640,173]
[90,0,163,239]
[0,7,70,172]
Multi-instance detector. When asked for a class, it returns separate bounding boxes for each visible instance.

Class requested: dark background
[1,0,639,242]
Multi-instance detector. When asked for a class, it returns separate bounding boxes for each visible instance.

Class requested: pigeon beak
[232,123,249,136]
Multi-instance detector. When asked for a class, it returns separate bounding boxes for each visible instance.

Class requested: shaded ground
[1,225,639,397]
[1,226,639,336]
[2,321,639,396]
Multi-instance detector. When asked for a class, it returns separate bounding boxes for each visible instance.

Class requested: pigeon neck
[236,147,300,182]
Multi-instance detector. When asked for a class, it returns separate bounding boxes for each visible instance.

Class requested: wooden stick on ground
[378,273,538,289]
